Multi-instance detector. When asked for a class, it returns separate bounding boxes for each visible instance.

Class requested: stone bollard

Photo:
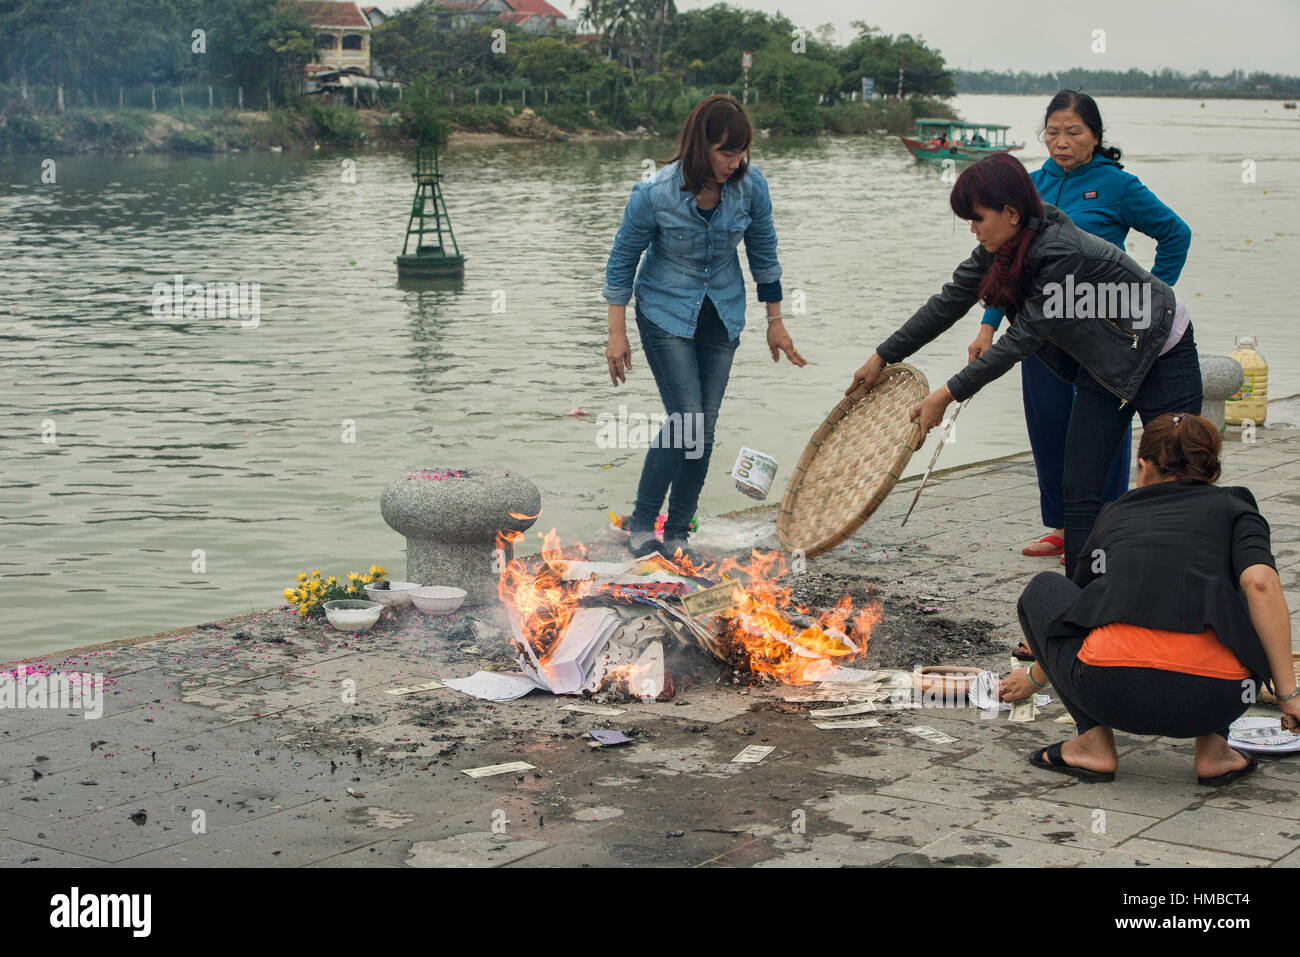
[1199,356,1244,432]
[380,468,541,607]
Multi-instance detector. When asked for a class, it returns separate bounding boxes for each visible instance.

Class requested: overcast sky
[385,0,1300,75]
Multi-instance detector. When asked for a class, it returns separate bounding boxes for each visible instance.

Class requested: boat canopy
[914,119,1013,130]
[913,119,1012,146]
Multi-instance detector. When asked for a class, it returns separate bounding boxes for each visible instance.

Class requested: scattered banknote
[732,745,775,763]
[808,702,878,718]
[1008,698,1036,722]
[813,718,886,729]
[461,761,535,778]
[908,725,958,745]
[560,703,627,716]
[876,700,920,711]
[384,679,445,697]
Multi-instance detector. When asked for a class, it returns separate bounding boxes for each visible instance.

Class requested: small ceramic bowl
[410,586,467,614]
[322,599,383,632]
[364,580,417,606]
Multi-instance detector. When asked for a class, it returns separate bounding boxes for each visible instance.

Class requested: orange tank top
[1079,622,1249,680]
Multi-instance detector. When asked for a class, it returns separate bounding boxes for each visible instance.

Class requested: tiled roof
[286,1,370,29]
[507,0,566,17]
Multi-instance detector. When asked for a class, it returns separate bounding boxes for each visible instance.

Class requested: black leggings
[1016,572,1248,740]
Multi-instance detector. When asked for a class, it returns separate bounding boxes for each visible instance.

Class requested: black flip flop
[1197,750,1258,788]
[1028,741,1115,783]
[1012,642,1036,661]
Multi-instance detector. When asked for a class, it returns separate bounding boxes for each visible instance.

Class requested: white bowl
[410,586,467,614]
[364,580,417,606]
[322,599,383,631]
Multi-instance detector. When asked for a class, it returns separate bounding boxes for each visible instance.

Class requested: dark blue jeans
[1022,352,1130,529]
[1064,324,1203,576]
[630,298,739,539]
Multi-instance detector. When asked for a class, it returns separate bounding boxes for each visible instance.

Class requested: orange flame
[495,535,880,688]
[715,549,881,684]
[495,528,587,666]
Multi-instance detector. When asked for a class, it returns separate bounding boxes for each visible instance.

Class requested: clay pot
[913,666,982,699]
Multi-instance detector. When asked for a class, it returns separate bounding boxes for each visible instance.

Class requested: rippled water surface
[3,94,1298,657]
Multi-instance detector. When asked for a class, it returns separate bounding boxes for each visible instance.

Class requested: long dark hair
[1138,413,1221,483]
[1043,90,1123,169]
[949,153,1044,309]
[664,94,752,195]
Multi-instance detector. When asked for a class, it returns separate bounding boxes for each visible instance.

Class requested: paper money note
[1008,698,1036,722]
[560,703,627,716]
[461,761,535,778]
[680,580,746,617]
[813,718,885,729]
[808,702,878,718]
[876,700,920,711]
[384,679,445,696]
[732,745,775,763]
[908,725,958,745]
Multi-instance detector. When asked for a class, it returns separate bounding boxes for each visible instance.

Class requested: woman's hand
[999,668,1035,703]
[909,386,954,448]
[767,320,807,366]
[968,324,994,363]
[846,353,885,396]
[606,331,632,385]
[1281,696,1300,733]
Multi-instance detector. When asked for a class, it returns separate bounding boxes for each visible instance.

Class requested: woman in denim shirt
[603,95,806,561]
[969,91,1191,576]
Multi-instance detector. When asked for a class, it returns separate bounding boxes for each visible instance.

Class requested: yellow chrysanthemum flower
[327,576,338,586]
[283,588,295,601]
[297,572,306,582]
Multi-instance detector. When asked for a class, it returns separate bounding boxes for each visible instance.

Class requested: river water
[3,94,1297,657]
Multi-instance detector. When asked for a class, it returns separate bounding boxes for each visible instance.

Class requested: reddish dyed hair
[949,153,1044,309]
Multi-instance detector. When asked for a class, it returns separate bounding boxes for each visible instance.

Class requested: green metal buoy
[396,143,465,280]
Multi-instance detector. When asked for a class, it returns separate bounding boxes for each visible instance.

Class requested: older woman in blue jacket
[969,91,1192,578]
[603,95,806,562]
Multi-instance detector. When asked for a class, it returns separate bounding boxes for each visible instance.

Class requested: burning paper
[496,530,883,697]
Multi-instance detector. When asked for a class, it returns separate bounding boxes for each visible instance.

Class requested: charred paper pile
[477,535,883,702]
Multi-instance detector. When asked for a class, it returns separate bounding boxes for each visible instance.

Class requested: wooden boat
[901,119,1023,163]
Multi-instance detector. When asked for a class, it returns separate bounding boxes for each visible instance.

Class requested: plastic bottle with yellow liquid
[1224,335,1268,426]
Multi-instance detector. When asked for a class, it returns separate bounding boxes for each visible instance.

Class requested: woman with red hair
[847,152,1201,576]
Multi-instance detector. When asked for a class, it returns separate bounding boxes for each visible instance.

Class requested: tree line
[376,3,956,133]
[0,0,316,104]
[956,67,1300,98]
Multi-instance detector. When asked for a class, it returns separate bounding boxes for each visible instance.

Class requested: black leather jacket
[876,204,1178,405]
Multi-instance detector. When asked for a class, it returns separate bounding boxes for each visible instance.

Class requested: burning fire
[715,549,881,684]
[495,530,881,687]
[495,527,580,665]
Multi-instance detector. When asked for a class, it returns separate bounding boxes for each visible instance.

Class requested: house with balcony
[289,1,373,73]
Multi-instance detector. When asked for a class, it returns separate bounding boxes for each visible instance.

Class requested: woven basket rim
[777,364,928,558]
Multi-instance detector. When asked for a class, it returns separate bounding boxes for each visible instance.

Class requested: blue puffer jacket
[982,153,1191,329]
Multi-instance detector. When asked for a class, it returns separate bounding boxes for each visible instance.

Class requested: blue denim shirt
[602,160,782,339]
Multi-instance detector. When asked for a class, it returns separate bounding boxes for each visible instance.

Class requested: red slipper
[1023,534,1064,557]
